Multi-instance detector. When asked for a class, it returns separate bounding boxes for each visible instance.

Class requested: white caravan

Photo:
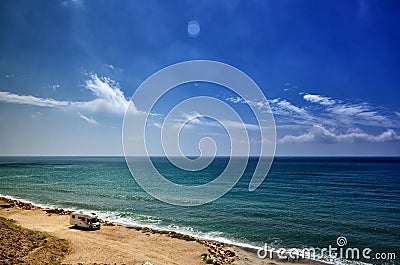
[70,211,101,230]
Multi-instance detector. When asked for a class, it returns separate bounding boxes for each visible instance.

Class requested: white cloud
[303,93,392,126]
[273,99,308,116]
[79,74,130,114]
[169,111,265,132]
[105,64,114,71]
[226,96,245,104]
[227,92,400,146]
[181,111,202,122]
[0,74,140,116]
[226,96,309,118]
[150,122,163,129]
[31,112,42,119]
[329,104,369,115]
[221,119,262,131]
[303,94,336,106]
[279,124,400,144]
[79,114,97,125]
[0,92,70,107]
[269,92,400,145]
[226,96,270,110]
[61,0,84,8]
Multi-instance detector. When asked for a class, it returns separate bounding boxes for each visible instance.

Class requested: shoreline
[0,194,265,249]
[0,195,323,265]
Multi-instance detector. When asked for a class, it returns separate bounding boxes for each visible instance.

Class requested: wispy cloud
[31,112,42,119]
[79,113,97,125]
[105,64,114,71]
[226,96,314,125]
[81,74,130,114]
[221,119,263,131]
[0,74,139,116]
[0,91,71,108]
[303,93,392,127]
[226,96,246,104]
[226,96,272,110]
[227,93,400,144]
[103,64,123,72]
[279,124,400,144]
[269,98,309,117]
[164,111,264,132]
[51,84,60,91]
[303,94,336,106]
[61,0,84,9]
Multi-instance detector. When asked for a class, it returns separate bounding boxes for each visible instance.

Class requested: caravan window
[82,217,85,221]
[72,215,75,219]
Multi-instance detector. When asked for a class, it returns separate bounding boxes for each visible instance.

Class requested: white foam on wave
[0,194,60,210]
[86,209,262,250]
[248,243,377,265]
[0,194,376,265]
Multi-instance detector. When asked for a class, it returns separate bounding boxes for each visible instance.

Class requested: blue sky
[0,0,399,156]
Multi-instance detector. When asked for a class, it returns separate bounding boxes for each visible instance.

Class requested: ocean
[0,156,398,265]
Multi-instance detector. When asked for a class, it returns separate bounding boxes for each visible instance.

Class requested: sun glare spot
[187,20,200,38]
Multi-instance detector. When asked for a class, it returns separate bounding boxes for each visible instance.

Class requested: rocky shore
[0,197,318,265]
[0,197,243,264]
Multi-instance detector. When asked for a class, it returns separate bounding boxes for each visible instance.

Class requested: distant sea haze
[0,156,399,265]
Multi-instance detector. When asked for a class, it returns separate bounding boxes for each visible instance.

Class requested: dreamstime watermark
[122,60,276,206]
[257,236,396,262]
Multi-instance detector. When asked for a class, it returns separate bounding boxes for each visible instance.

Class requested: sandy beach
[0,197,317,265]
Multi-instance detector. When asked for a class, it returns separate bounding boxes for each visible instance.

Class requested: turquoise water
[0,157,399,264]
